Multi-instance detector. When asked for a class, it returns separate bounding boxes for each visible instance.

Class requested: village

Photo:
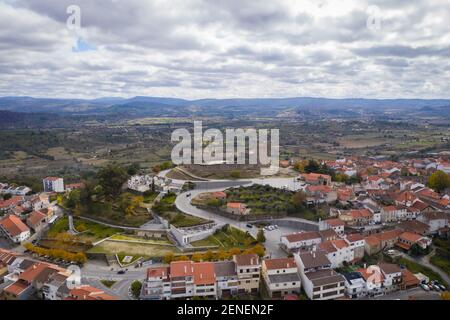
[0,154,449,301]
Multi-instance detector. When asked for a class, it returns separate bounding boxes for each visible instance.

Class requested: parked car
[438,284,446,291]
[246,224,253,229]
[433,284,441,291]
[117,270,126,275]
[427,284,434,290]
[186,193,191,197]
[421,284,430,291]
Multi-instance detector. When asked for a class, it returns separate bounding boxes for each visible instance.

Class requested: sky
[0,0,449,99]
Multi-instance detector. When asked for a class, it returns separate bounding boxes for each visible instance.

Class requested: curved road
[173,175,318,258]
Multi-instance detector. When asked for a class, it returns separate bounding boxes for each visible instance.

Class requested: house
[299,173,331,186]
[319,218,345,235]
[26,211,48,232]
[340,209,372,226]
[226,202,250,215]
[378,263,403,293]
[363,229,402,255]
[65,183,84,192]
[214,261,238,298]
[192,262,217,298]
[261,258,301,298]
[398,220,430,236]
[381,206,405,223]
[42,272,71,300]
[417,211,449,234]
[140,266,170,300]
[401,269,420,290]
[396,232,432,251]
[357,266,384,297]
[345,234,365,261]
[168,261,195,299]
[42,177,64,193]
[295,251,345,300]
[212,191,227,200]
[305,185,337,205]
[318,239,354,268]
[233,254,261,295]
[343,272,366,299]
[280,231,322,252]
[0,215,31,243]
[0,196,24,213]
[65,285,117,300]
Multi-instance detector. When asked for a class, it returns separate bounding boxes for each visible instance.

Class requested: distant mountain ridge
[0,96,449,117]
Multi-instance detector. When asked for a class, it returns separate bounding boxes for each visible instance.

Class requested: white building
[343,272,367,299]
[280,231,322,252]
[0,215,31,243]
[43,177,64,193]
[294,251,345,300]
[214,261,238,298]
[318,239,354,268]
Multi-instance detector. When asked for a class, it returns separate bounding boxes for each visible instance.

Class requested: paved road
[399,250,450,286]
[175,184,317,258]
[359,287,442,300]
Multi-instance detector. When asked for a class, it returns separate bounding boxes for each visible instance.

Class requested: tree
[131,281,142,299]
[428,170,450,192]
[256,229,266,243]
[192,253,203,262]
[304,160,320,173]
[96,164,129,198]
[163,252,174,264]
[127,163,141,176]
[292,191,307,208]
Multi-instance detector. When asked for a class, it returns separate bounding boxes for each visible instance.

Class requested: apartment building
[42,177,64,193]
[214,261,238,298]
[295,250,345,300]
[234,254,261,295]
[261,258,301,298]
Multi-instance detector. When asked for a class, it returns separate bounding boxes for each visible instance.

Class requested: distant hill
[0,96,449,118]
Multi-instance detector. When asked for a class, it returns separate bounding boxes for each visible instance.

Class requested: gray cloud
[0,0,449,99]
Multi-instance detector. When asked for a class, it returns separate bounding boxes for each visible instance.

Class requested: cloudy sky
[0,0,449,99]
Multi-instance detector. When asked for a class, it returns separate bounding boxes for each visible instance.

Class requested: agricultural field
[191,225,257,249]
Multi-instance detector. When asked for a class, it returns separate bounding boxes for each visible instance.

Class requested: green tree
[304,160,320,173]
[130,281,142,299]
[97,164,129,198]
[428,170,450,192]
[292,191,307,208]
[256,229,266,243]
[230,170,241,179]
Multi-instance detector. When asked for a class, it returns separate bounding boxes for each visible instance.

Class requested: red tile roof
[26,211,47,228]
[170,261,194,277]
[0,215,30,236]
[193,262,216,285]
[263,258,296,270]
[284,231,321,243]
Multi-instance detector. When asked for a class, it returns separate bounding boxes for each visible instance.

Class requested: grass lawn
[74,218,122,241]
[88,240,181,257]
[430,239,450,277]
[143,192,159,204]
[109,234,172,245]
[117,253,141,265]
[46,217,70,237]
[395,257,445,285]
[100,280,117,288]
[191,226,256,249]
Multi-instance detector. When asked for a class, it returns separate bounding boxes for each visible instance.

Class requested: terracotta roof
[26,211,47,227]
[357,267,385,284]
[193,262,216,285]
[332,239,349,250]
[350,209,372,219]
[44,177,62,181]
[170,261,194,277]
[325,218,345,227]
[398,220,429,235]
[19,262,59,283]
[421,211,448,221]
[318,241,337,253]
[0,196,23,209]
[234,254,259,267]
[306,185,332,193]
[263,258,296,270]
[346,233,364,242]
[284,231,321,243]
[227,202,245,209]
[399,232,422,243]
[4,280,31,296]
[147,266,169,279]
[402,269,420,287]
[376,229,402,242]
[364,235,381,247]
[301,173,331,181]
[0,215,30,237]
[66,285,117,300]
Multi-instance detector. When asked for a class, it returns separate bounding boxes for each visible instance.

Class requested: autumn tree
[256,229,266,243]
[428,170,450,192]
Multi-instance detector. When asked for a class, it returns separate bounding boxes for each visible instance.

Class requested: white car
[421,284,430,291]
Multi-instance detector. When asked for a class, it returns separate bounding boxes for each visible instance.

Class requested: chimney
[184,266,187,273]
[312,252,316,258]
[364,263,367,269]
